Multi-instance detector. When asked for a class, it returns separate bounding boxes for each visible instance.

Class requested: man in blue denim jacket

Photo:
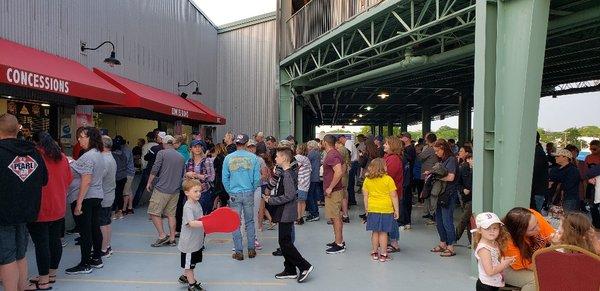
[222,133,261,261]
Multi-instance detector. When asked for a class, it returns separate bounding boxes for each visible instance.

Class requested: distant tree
[435,126,459,140]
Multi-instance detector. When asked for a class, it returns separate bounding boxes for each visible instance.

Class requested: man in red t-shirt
[321,134,346,254]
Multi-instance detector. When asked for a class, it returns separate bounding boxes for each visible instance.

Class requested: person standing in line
[114,136,135,216]
[418,133,438,222]
[99,136,117,259]
[111,136,129,220]
[345,135,360,207]
[305,140,322,222]
[133,132,158,208]
[24,132,64,291]
[383,136,403,252]
[222,134,261,261]
[65,127,106,274]
[322,135,346,254]
[335,139,351,223]
[146,135,185,248]
[265,147,314,283]
[211,144,228,207]
[549,148,581,212]
[223,132,236,155]
[455,151,473,246]
[255,132,267,156]
[531,132,549,212]
[294,143,312,225]
[0,114,48,291]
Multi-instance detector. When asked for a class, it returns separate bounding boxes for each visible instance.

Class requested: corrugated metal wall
[216,20,278,139]
[0,0,218,110]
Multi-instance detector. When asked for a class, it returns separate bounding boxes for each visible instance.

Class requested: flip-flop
[440,249,456,257]
[29,276,56,284]
[430,245,446,252]
[24,282,53,291]
[387,245,401,253]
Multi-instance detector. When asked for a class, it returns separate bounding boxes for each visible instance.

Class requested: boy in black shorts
[177,179,205,291]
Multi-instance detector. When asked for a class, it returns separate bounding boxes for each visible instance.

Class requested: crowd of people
[1,110,599,291]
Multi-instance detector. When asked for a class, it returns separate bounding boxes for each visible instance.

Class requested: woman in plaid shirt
[184,140,215,214]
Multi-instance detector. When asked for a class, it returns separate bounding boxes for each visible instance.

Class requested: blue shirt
[549,163,581,201]
[308,149,321,182]
[177,144,190,163]
[222,149,260,194]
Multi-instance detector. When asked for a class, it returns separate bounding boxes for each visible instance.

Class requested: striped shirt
[295,154,312,192]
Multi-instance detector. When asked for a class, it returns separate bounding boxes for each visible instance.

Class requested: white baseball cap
[163,135,175,144]
[157,131,167,140]
[475,212,503,229]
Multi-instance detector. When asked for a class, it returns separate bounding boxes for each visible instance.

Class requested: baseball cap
[375,135,384,142]
[278,139,294,149]
[247,139,257,147]
[113,135,126,146]
[157,131,167,141]
[474,212,503,230]
[163,135,175,144]
[286,135,295,141]
[265,135,277,142]
[190,139,207,151]
[552,148,573,159]
[234,133,249,145]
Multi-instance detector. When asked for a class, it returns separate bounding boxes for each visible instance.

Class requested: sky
[191,1,600,133]
[192,0,276,26]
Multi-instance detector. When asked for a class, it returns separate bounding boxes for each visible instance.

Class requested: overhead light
[365,106,373,111]
[358,114,364,118]
[352,119,358,122]
[81,41,121,67]
[6,96,13,99]
[349,122,354,125]
[41,103,50,107]
[378,91,390,99]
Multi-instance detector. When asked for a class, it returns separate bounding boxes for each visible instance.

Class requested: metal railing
[283,0,383,58]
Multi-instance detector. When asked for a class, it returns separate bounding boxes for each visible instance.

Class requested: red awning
[0,38,125,104]
[186,99,226,125]
[93,68,215,123]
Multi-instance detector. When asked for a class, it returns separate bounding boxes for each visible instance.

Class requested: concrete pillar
[421,101,431,137]
[401,113,408,133]
[458,93,470,145]
[294,103,304,142]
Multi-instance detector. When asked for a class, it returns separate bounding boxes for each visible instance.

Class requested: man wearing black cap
[222,134,261,261]
[265,135,277,162]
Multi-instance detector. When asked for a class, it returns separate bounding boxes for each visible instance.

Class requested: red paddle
[198,207,241,235]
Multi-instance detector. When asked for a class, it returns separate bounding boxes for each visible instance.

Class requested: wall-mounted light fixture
[177,80,202,99]
[81,41,121,67]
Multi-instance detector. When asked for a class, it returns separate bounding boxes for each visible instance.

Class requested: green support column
[387,123,394,137]
[421,101,431,137]
[401,114,408,133]
[279,70,293,140]
[473,0,550,216]
[377,125,384,137]
[458,93,470,146]
[370,125,376,136]
[294,103,304,142]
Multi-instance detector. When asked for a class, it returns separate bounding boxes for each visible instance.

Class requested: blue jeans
[348,161,360,205]
[200,190,215,215]
[388,219,399,241]
[400,185,413,226]
[435,193,457,245]
[229,191,255,253]
[534,194,546,213]
[563,199,580,212]
[306,182,321,217]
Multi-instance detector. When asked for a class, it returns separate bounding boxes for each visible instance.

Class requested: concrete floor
[15,199,476,291]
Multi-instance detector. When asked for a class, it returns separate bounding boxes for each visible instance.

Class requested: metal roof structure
[280,0,600,127]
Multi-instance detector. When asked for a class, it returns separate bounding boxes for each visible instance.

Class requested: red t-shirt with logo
[37,151,73,222]
[323,148,343,192]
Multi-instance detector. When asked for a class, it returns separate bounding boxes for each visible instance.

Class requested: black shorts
[99,207,112,226]
[180,250,203,269]
[0,224,28,265]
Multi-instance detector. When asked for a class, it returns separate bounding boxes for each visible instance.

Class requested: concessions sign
[4,67,70,94]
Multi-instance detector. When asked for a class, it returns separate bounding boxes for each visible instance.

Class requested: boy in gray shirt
[177,179,205,291]
[100,136,117,257]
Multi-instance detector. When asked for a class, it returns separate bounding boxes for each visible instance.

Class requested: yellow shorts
[147,189,178,217]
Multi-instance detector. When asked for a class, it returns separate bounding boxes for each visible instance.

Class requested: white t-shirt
[141,142,158,169]
[345,140,359,162]
[474,242,505,287]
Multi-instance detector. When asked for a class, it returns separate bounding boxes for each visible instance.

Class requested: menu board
[6,100,51,132]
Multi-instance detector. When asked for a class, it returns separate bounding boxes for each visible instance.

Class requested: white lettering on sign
[5,67,70,94]
[171,107,189,118]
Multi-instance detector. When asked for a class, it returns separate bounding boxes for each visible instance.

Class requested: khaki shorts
[325,190,344,219]
[123,176,134,196]
[147,189,178,217]
[341,175,349,199]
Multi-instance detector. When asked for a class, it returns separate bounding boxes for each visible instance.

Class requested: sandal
[371,252,379,261]
[430,245,446,253]
[25,282,53,291]
[29,276,56,284]
[440,249,456,257]
[387,245,401,253]
[379,253,391,262]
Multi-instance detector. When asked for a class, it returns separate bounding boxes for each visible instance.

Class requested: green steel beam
[295,103,304,143]
[279,70,293,140]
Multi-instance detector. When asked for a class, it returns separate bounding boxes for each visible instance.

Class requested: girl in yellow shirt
[363,158,399,262]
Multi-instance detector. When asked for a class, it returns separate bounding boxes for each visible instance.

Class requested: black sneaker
[326,243,346,254]
[296,217,305,225]
[422,214,434,220]
[342,216,350,223]
[326,241,345,248]
[188,282,204,291]
[65,264,92,275]
[101,246,113,258]
[272,248,282,256]
[66,228,79,235]
[297,265,314,283]
[306,215,320,222]
[88,257,104,269]
[359,213,367,220]
[178,275,189,284]
[275,271,298,279]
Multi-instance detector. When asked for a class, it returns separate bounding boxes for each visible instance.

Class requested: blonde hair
[174,134,187,144]
[472,223,510,254]
[385,136,404,156]
[365,158,387,179]
[296,143,308,156]
[182,178,202,193]
[559,212,599,255]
